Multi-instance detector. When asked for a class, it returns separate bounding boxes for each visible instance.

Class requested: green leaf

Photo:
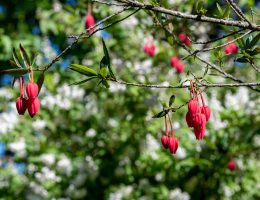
[102,80,110,88]
[235,57,249,63]
[12,48,22,68]
[222,5,230,18]
[203,66,209,78]
[19,44,30,68]
[36,72,45,94]
[249,33,260,48]
[100,67,108,77]
[70,76,97,85]
[216,3,223,15]
[70,64,98,76]
[152,110,169,118]
[11,77,17,88]
[101,39,116,79]
[0,68,28,76]
[169,95,175,107]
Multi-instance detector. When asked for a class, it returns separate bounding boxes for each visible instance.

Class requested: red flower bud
[186,112,194,128]
[201,106,211,121]
[193,113,206,128]
[178,33,191,47]
[188,100,200,115]
[85,14,95,33]
[194,126,206,140]
[161,135,169,149]
[16,97,27,115]
[175,62,184,74]
[27,97,40,118]
[26,82,39,99]
[170,56,179,67]
[144,44,156,57]
[168,137,179,154]
[227,160,236,171]
[224,43,238,55]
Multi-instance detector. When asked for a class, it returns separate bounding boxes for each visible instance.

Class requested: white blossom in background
[108,118,119,128]
[175,146,187,159]
[109,82,126,93]
[53,0,62,12]
[85,128,96,138]
[28,164,38,174]
[134,60,153,74]
[173,121,180,130]
[9,138,26,157]
[57,156,72,176]
[0,102,19,134]
[85,156,99,172]
[121,16,138,28]
[42,37,57,60]
[144,134,160,160]
[108,186,133,200]
[27,181,49,199]
[155,172,163,182]
[32,120,46,131]
[0,88,13,99]
[35,167,61,183]
[168,188,190,200]
[225,88,249,111]
[40,154,55,166]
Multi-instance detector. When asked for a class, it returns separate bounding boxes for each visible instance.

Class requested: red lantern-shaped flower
[201,106,211,121]
[188,100,200,115]
[168,137,179,154]
[16,97,27,115]
[26,82,39,99]
[161,135,169,149]
[227,160,236,171]
[27,97,40,118]
[85,14,95,33]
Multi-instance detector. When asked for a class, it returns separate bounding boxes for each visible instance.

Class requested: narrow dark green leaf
[249,33,260,48]
[70,64,98,76]
[102,80,110,88]
[19,44,30,68]
[169,95,175,107]
[216,3,223,15]
[12,48,22,68]
[235,57,249,63]
[70,76,97,85]
[101,39,116,79]
[203,66,209,78]
[0,68,28,76]
[36,72,45,94]
[11,77,17,88]
[222,5,230,18]
[152,110,169,118]
[9,60,20,68]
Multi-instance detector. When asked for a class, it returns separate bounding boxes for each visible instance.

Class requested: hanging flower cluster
[143,37,156,57]
[227,160,236,171]
[143,33,191,74]
[16,71,40,118]
[185,81,211,140]
[161,114,179,154]
[170,56,185,74]
[178,32,191,47]
[224,42,239,55]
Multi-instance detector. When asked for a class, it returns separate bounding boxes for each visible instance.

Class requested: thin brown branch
[225,0,252,26]
[116,0,259,30]
[107,78,260,89]
[183,30,252,60]
[191,29,245,45]
[44,6,135,71]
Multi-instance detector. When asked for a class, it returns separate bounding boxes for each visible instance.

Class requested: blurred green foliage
[0,0,260,200]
